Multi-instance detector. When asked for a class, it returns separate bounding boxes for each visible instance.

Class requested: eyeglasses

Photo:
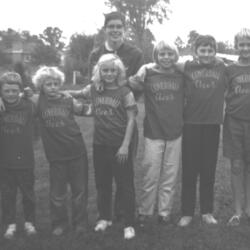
[106,24,123,29]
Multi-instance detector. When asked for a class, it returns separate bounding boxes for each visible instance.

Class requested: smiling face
[100,61,119,87]
[236,37,250,62]
[105,19,125,46]
[195,44,216,65]
[157,48,177,69]
[1,83,21,104]
[42,78,61,99]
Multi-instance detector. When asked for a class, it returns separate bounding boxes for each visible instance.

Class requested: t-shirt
[88,42,144,79]
[225,63,250,121]
[37,94,86,162]
[142,66,184,140]
[89,85,137,146]
[0,98,34,169]
[184,60,227,124]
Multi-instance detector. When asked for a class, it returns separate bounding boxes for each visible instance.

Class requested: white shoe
[94,220,112,232]
[124,226,135,240]
[202,214,218,225]
[4,224,17,239]
[178,216,193,227]
[24,222,37,236]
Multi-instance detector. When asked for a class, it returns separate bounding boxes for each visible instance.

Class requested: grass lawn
[1,100,250,250]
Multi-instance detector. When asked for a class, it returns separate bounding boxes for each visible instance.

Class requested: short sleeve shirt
[184,60,227,124]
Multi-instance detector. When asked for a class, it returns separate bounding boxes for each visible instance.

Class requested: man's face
[105,19,125,44]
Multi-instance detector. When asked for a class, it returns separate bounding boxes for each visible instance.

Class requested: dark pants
[114,127,138,221]
[1,168,35,225]
[49,153,88,230]
[93,144,136,227]
[181,124,220,216]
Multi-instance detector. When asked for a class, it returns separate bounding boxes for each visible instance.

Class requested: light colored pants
[138,136,182,217]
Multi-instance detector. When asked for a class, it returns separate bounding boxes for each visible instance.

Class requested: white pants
[138,136,182,217]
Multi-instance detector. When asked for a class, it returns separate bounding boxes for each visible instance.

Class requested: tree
[187,30,200,50]
[64,33,95,82]
[39,27,65,50]
[105,0,170,47]
[175,36,185,51]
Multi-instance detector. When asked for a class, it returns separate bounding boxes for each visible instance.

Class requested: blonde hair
[234,28,250,49]
[32,66,65,90]
[91,54,126,88]
[153,40,179,64]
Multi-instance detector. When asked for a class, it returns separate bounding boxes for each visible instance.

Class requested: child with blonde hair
[224,28,250,226]
[75,53,138,239]
[31,66,89,236]
[129,40,184,226]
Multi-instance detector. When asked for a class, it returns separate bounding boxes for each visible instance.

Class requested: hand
[23,87,34,98]
[0,97,5,111]
[116,145,129,164]
[61,90,72,98]
[95,82,104,92]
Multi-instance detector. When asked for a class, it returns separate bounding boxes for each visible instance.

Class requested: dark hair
[194,35,217,53]
[104,11,125,27]
[0,72,23,90]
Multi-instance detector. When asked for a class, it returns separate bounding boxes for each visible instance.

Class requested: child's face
[1,83,21,104]
[236,37,250,60]
[157,48,177,69]
[100,61,119,86]
[105,19,125,44]
[42,78,61,99]
[196,44,216,64]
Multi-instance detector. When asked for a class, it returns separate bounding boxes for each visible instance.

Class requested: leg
[138,138,164,216]
[17,169,36,224]
[1,169,17,225]
[244,162,250,217]
[158,136,182,217]
[199,125,220,215]
[113,145,136,227]
[93,144,113,221]
[181,124,201,216]
[68,153,88,229]
[114,126,138,221]
[49,161,68,230]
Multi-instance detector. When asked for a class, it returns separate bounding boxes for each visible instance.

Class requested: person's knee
[231,159,244,176]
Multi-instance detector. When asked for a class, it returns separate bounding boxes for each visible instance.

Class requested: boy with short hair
[178,35,228,226]
[224,28,250,226]
[0,72,37,239]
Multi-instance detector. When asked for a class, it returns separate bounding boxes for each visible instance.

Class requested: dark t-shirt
[88,42,144,79]
[0,98,35,169]
[184,60,227,124]
[37,94,85,162]
[89,85,137,146]
[225,63,250,121]
[142,66,184,140]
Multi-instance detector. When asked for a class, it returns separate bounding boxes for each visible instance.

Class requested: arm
[72,98,93,117]
[116,108,136,164]
[116,92,137,164]
[64,84,92,99]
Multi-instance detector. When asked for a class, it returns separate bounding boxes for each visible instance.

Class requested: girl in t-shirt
[129,40,184,226]
[79,54,138,239]
[224,28,250,226]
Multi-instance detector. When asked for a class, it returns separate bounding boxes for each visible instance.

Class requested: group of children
[1,15,250,241]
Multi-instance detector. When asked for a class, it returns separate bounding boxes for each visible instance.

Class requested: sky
[0,0,250,45]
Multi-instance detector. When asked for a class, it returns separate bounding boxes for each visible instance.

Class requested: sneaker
[94,220,112,232]
[4,224,17,239]
[137,214,148,227]
[52,227,64,236]
[227,214,241,226]
[124,226,135,240]
[24,222,37,236]
[178,216,192,227]
[158,215,171,225]
[202,214,218,225]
